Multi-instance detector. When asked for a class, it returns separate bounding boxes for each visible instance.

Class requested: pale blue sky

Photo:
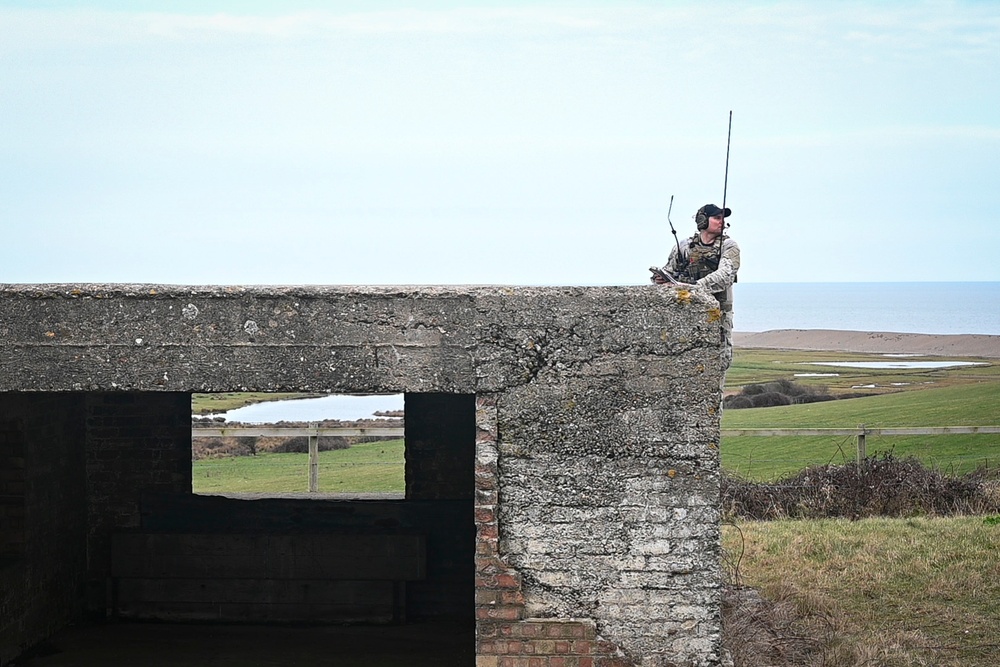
[2,1,998,285]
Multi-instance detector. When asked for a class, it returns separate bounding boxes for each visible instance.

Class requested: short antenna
[667,194,682,257]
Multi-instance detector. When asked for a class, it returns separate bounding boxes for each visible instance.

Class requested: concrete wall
[0,284,725,667]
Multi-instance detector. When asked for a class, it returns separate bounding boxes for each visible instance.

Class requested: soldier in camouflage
[652,203,741,386]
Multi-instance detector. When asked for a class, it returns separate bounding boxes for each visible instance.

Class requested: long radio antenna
[717,111,733,266]
[722,110,732,220]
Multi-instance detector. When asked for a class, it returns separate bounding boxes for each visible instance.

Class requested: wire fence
[192,426,405,494]
[191,425,1000,490]
[720,426,1000,481]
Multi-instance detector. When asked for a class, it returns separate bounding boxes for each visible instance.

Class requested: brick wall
[404,392,475,501]
[83,392,193,611]
[0,418,25,562]
[476,394,636,667]
[0,394,87,667]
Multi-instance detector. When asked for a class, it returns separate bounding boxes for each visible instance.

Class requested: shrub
[726,380,841,409]
[749,392,791,408]
[724,395,754,410]
[271,436,350,454]
[721,453,1000,520]
[764,379,806,396]
[793,393,835,405]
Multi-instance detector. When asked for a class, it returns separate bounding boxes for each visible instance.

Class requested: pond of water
[203,394,404,423]
[802,361,987,370]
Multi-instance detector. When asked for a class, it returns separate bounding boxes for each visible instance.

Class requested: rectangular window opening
[191,392,405,499]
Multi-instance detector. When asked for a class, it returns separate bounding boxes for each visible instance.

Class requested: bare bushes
[722,453,1000,520]
[725,379,849,410]
[269,435,350,454]
[191,418,399,460]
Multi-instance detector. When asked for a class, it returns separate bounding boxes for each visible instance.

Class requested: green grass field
[193,439,404,494]
[192,347,1000,489]
[723,349,1000,480]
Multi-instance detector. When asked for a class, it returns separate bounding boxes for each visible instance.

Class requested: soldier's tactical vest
[686,234,736,312]
[685,234,726,280]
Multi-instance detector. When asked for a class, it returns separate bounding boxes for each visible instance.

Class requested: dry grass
[722,516,1000,666]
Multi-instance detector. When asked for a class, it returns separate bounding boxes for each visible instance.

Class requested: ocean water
[733,282,1000,335]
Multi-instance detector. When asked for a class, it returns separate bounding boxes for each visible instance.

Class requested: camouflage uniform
[662,232,740,383]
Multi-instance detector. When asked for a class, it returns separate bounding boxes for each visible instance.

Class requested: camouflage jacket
[662,233,741,312]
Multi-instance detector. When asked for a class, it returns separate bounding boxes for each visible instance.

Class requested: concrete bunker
[0,284,725,667]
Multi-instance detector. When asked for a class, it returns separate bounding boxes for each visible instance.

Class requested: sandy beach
[733,329,1000,359]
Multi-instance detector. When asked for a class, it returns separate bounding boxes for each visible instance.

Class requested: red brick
[477,590,502,605]
[555,641,571,654]
[533,640,556,655]
[476,556,504,574]
[511,622,542,638]
[545,623,574,638]
[494,572,521,589]
[500,590,525,605]
[477,605,522,621]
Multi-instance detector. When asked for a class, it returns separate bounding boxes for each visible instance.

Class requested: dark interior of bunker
[1,392,475,666]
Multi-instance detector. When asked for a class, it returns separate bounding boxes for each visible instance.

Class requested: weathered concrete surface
[0,283,725,667]
[0,284,719,396]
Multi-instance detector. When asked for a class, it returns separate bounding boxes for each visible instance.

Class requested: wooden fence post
[308,424,319,492]
[856,425,867,464]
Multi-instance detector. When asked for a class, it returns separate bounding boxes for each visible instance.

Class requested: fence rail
[720,426,1000,463]
[192,425,404,492]
[190,425,1000,490]
[192,426,404,438]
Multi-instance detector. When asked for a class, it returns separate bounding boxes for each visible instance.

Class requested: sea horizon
[731,281,1000,336]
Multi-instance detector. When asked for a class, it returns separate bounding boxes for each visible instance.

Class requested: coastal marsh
[723,349,1000,480]
[727,348,999,396]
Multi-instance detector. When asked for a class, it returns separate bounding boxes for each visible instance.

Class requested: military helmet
[695,203,732,230]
